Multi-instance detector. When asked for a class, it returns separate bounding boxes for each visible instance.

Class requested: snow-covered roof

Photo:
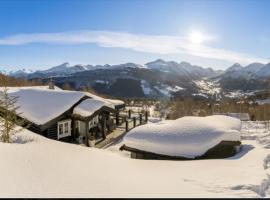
[105,99,125,106]
[1,88,85,125]
[0,86,124,124]
[84,91,124,107]
[73,99,114,117]
[123,115,241,158]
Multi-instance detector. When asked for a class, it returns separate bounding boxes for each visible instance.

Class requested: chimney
[48,78,55,90]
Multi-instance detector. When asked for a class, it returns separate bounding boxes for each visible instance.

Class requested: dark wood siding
[121,141,242,160]
[47,123,58,140]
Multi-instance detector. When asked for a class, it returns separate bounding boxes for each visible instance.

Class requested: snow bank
[2,88,85,125]
[1,121,270,197]
[73,99,113,117]
[123,115,241,158]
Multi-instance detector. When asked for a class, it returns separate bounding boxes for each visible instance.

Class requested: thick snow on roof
[3,88,85,125]
[84,91,124,108]
[0,86,124,124]
[105,99,125,106]
[73,99,113,117]
[123,115,241,158]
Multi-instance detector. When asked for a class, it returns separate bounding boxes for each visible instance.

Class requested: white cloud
[0,30,268,65]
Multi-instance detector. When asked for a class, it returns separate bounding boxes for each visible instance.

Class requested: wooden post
[133,117,136,128]
[139,113,142,125]
[145,111,148,122]
[85,119,89,147]
[128,109,132,119]
[71,119,76,141]
[125,120,129,132]
[116,111,120,125]
[102,114,106,139]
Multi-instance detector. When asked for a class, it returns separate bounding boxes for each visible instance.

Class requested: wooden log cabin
[0,86,125,146]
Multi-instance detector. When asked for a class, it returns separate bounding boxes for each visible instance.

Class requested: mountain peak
[146,59,166,65]
[226,63,243,73]
[59,62,70,67]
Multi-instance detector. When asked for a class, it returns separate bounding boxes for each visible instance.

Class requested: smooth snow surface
[123,115,241,158]
[1,88,85,125]
[1,120,270,197]
[73,99,111,117]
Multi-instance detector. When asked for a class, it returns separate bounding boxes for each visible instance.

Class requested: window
[57,120,71,139]
[89,116,99,128]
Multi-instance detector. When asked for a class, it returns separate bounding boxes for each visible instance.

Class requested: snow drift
[122,115,241,158]
[0,121,270,197]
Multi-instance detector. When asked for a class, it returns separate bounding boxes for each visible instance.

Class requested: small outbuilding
[120,115,242,160]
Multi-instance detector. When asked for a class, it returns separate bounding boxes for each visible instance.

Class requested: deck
[95,117,145,149]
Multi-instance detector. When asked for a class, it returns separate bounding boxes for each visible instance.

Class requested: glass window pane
[59,124,63,135]
[64,122,69,133]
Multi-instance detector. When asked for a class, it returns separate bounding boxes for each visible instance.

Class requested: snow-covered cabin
[0,86,125,145]
[120,115,242,160]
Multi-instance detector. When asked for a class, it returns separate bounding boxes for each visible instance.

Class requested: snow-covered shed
[0,87,125,145]
[120,115,242,160]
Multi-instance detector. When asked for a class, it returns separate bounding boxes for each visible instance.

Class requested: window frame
[57,119,72,139]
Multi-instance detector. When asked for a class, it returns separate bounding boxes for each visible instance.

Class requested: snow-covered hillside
[1,120,270,197]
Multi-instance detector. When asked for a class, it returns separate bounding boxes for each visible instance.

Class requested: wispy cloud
[0,30,268,65]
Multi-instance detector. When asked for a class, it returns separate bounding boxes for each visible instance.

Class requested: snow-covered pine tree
[0,80,27,143]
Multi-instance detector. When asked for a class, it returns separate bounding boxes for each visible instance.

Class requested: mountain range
[2,59,270,99]
[6,59,221,79]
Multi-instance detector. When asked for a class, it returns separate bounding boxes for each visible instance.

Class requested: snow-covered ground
[193,79,221,96]
[1,120,270,197]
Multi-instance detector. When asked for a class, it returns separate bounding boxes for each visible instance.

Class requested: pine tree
[0,82,27,143]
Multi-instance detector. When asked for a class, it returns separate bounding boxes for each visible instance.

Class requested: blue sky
[0,0,270,70]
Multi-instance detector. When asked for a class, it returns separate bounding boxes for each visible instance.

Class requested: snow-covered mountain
[145,59,219,78]
[35,62,94,75]
[255,63,270,77]
[219,62,268,79]
[225,63,243,73]
[8,59,219,80]
[6,60,270,99]
[8,68,35,78]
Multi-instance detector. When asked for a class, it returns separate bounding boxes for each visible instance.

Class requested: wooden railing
[110,109,148,132]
